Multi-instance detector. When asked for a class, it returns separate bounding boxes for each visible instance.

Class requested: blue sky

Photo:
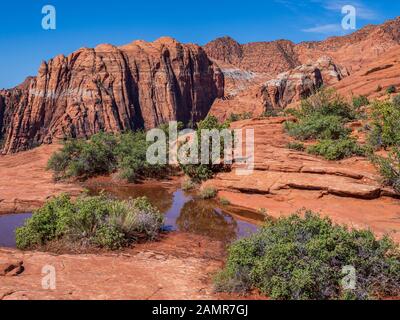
[0,0,398,88]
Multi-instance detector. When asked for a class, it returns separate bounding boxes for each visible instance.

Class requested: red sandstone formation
[203,118,400,242]
[209,57,347,120]
[0,37,224,154]
[204,17,400,74]
[204,37,300,75]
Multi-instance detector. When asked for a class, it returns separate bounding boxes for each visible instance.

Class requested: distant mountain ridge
[204,17,400,74]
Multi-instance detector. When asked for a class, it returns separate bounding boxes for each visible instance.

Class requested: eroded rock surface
[0,144,82,214]
[204,118,400,241]
[0,37,223,153]
[204,17,400,74]
[209,57,347,120]
[0,233,225,300]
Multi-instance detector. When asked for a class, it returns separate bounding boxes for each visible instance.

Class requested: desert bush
[307,138,366,160]
[47,131,169,181]
[180,116,231,182]
[214,211,400,300]
[371,148,400,193]
[220,198,231,206]
[182,179,196,191]
[285,114,350,141]
[116,131,168,182]
[199,187,217,199]
[352,95,369,109]
[392,94,400,107]
[228,112,253,122]
[286,141,305,152]
[16,194,164,250]
[297,88,357,120]
[284,89,358,142]
[367,101,400,149]
[386,85,396,94]
[47,132,118,180]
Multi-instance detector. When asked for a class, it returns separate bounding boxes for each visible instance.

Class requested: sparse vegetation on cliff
[284,89,366,160]
[371,148,400,193]
[214,211,400,300]
[16,194,164,250]
[307,138,366,161]
[352,95,369,109]
[367,100,400,149]
[227,112,253,123]
[286,141,306,152]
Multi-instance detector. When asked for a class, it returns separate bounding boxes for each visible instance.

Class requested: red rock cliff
[0,37,224,153]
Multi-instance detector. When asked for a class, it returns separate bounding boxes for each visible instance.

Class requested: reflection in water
[0,183,261,248]
[87,183,260,244]
[0,213,32,247]
[177,199,237,242]
[87,184,174,213]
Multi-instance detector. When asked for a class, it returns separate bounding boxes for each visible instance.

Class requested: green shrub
[47,132,118,180]
[16,194,164,250]
[392,94,400,107]
[261,109,281,118]
[284,89,358,143]
[228,112,253,122]
[286,141,306,152]
[182,179,196,191]
[386,85,396,94]
[371,148,400,193]
[367,101,400,149]
[214,211,400,300]
[307,138,366,160]
[180,116,231,182]
[116,131,168,182]
[298,88,357,120]
[285,114,350,141]
[199,187,217,199]
[47,131,169,181]
[352,95,369,109]
[220,198,231,206]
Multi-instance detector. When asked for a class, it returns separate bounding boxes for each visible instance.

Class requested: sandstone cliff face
[209,57,346,120]
[204,17,400,75]
[204,37,299,75]
[262,57,347,111]
[1,37,223,153]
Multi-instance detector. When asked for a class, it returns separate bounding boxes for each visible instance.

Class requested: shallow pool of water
[87,183,261,243]
[0,183,262,248]
[0,213,32,247]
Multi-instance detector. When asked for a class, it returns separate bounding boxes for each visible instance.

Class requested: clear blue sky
[1,0,399,88]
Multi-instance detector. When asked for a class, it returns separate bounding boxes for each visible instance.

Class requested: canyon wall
[0,37,224,153]
[204,17,400,74]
